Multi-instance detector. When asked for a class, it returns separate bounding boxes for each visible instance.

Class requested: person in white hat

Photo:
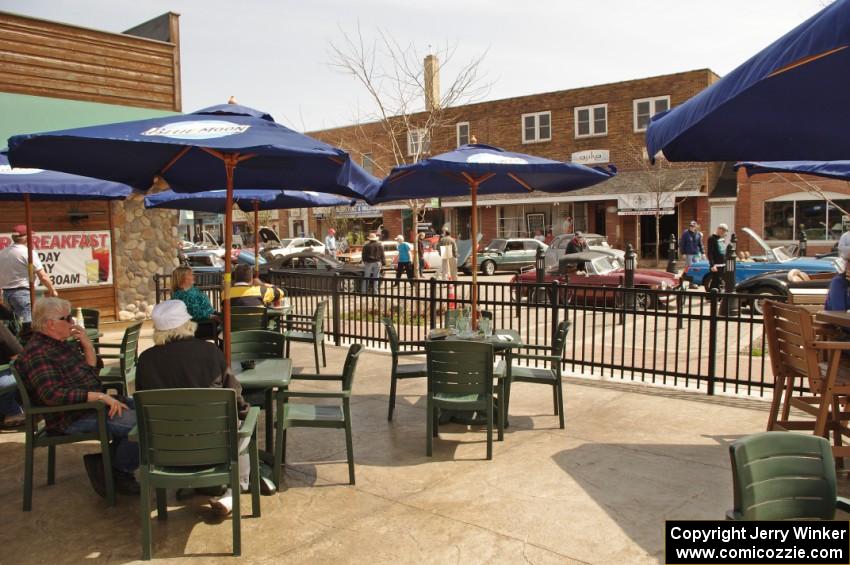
[393,234,414,286]
[360,233,385,293]
[136,299,251,516]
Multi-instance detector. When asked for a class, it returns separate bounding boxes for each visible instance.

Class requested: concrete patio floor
[0,322,843,564]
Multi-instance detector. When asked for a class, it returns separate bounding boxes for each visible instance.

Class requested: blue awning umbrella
[146,188,355,276]
[0,155,132,308]
[736,160,850,182]
[7,102,378,361]
[646,0,850,162]
[373,144,616,319]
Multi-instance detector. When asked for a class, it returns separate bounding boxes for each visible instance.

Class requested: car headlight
[660,280,670,289]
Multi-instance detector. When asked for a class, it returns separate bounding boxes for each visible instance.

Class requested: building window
[521,111,551,144]
[574,104,607,138]
[764,197,850,241]
[456,122,470,147]
[362,153,375,175]
[633,96,670,132]
[407,128,431,157]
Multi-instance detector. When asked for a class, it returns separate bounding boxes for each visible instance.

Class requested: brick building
[308,68,727,259]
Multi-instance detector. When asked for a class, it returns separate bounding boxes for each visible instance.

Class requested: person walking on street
[438,229,458,281]
[680,220,704,266]
[361,233,385,293]
[324,228,337,258]
[393,235,414,286]
[706,223,729,290]
[566,231,589,254]
[0,225,58,328]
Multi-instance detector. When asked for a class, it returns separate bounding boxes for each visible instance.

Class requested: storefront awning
[617,193,676,216]
[314,202,383,219]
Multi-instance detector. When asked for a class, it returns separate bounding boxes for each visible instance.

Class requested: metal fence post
[429,276,437,329]
[331,272,341,346]
[666,233,678,274]
[550,280,560,345]
[707,288,719,396]
[535,246,545,285]
[721,233,738,316]
[798,225,808,257]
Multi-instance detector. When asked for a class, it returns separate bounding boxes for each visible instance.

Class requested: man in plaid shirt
[15,297,139,496]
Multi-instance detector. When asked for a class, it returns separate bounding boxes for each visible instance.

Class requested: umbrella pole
[24,193,36,310]
[223,157,236,366]
[470,181,478,329]
[253,201,260,280]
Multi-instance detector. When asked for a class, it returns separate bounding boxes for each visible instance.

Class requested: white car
[349,241,400,269]
[263,236,326,259]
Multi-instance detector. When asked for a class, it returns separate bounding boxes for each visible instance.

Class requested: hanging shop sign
[0,230,113,289]
[571,149,610,165]
[314,202,383,219]
[617,193,676,216]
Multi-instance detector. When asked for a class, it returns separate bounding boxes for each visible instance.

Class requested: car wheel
[751,287,781,316]
[481,260,496,276]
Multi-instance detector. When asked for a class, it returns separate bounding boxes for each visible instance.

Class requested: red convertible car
[511,251,680,309]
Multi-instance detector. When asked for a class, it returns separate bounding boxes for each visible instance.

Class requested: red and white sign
[0,230,113,289]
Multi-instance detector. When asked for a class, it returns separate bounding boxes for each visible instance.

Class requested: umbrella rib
[767,45,847,78]
[506,173,533,192]
[159,146,191,175]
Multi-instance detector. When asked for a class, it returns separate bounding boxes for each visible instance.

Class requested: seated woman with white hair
[135,299,251,516]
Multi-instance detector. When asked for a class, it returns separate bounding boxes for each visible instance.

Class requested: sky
[0,0,829,132]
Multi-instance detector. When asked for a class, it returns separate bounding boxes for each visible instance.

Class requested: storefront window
[764,198,850,241]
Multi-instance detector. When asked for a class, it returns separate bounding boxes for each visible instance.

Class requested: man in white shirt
[0,225,58,325]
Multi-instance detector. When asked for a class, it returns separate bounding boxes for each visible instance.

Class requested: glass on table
[479,316,492,338]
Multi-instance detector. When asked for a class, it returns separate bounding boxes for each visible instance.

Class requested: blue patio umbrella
[7,102,378,361]
[736,160,850,182]
[646,0,850,162]
[146,188,355,276]
[0,155,132,308]
[373,144,616,319]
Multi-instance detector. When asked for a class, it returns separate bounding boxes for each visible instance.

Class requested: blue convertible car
[682,228,843,288]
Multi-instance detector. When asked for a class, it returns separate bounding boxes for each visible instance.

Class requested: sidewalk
[0,330,838,564]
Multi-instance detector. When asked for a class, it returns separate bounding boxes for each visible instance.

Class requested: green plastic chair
[500,320,570,429]
[230,330,287,454]
[231,306,270,331]
[134,388,261,560]
[727,432,850,520]
[426,340,496,460]
[274,343,363,487]
[97,322,142,396]
[80,308,100,333]
[382,317,427,421]
[284,301,327,373]
[10,364,115,511]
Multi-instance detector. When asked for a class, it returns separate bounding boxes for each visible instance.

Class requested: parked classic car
[735,269,834,314]
[184,249,268,275]
[462,238,548,276]
[268,250,364,292]
[511,251,679,309]
[347,240,400,269]
[545,233,627,270]
[262,236,326,259]
[682,227,843,288]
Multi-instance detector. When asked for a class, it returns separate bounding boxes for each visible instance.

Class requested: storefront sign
[617,193,675,216]
[314,203,383,219]
[571,149,609,165]
[0,230,113,289]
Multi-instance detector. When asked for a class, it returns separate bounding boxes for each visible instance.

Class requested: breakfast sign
[0,230,113,289]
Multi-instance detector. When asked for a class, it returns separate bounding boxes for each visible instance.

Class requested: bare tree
[329,24,490,276]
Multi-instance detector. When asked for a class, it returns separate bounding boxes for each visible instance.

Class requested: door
[503,240,526,268]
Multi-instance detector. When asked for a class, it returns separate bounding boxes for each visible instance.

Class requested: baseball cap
[151,300,192,331]
[717,223,729,231]
[12,224,29,237]
[689,221,697,227]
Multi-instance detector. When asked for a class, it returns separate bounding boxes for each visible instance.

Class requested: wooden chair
[499,320,570,429]
[97,322,142,396]
[284,301,327,373]
[727,432,850,520]
[134,388,260,560]
[763,301,850,458]
[11,364,115,511]
[426,340,496,460]
[274,343,363,487]
[382,317,427,421]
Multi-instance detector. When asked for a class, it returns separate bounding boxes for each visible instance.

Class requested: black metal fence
[154,271,780,398]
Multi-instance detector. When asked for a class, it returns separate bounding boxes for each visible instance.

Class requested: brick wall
[382,209,403,239]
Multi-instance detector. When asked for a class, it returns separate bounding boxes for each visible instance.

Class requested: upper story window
[456,122,470,147]
[362,153,375,175]
[407,128,431,157]
[574,104,607,138]
[633,95,670,132]
[521,111,551,144]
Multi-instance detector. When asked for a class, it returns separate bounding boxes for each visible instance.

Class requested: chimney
[424,54,440,112]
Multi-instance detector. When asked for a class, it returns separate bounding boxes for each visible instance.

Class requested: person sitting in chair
[136,300,251,516]
[229,264,283,308]
[171,266,220,340]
